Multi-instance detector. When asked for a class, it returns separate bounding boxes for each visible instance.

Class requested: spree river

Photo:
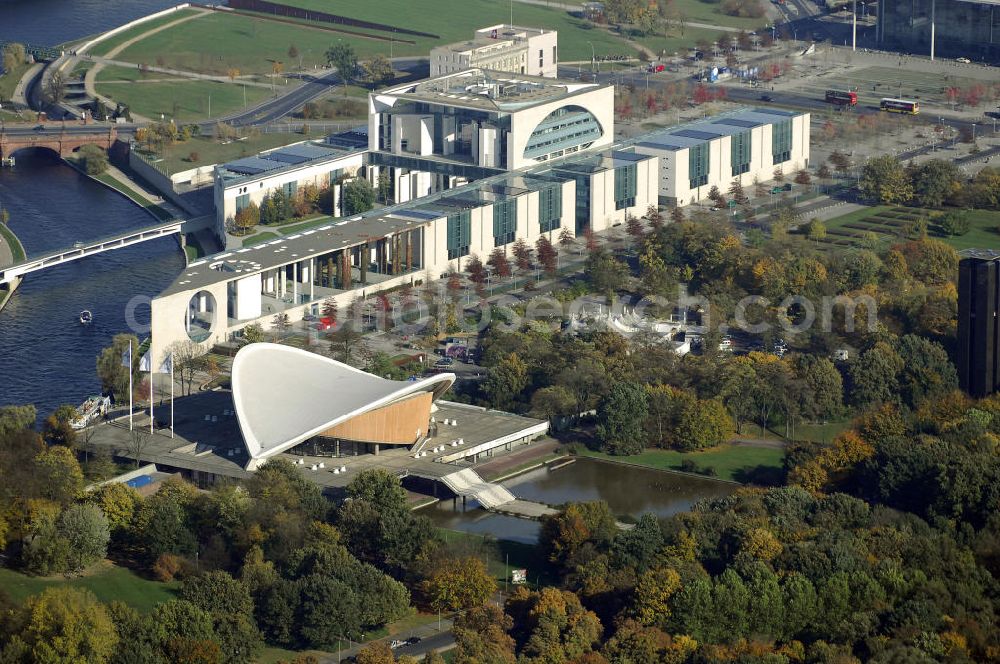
[0,0,181,45]
[0,151,185,416]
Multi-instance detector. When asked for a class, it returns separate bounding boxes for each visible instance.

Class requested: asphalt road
[391,631,455,659]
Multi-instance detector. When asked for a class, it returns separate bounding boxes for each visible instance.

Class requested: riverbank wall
[0,221,25,312]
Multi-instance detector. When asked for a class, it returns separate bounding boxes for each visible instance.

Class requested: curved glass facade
[523,105,603,161]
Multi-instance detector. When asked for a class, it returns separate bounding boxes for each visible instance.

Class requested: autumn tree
[860,155,912,204]
[420,556,497,612]
[535,235,558,276]
[487,247,512,280]
[3,588,119,662]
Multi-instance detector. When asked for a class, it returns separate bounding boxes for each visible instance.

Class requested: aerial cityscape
[0,0,999,662]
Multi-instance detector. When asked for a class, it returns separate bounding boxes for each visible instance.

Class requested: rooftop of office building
[214,132,367,187]
[377,68,606,112]
[632,107,804,151]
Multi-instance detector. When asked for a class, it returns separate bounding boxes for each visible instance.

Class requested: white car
[956,57,972,64]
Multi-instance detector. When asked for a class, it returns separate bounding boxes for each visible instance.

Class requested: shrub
[153,553,183,582]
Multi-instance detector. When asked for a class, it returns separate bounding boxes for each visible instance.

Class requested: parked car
[759,94,774,102]
[647,63,666,73]
[389,640,405,650]
[406,637,422,645]
[434,357,454,367]
[956,57,972,64]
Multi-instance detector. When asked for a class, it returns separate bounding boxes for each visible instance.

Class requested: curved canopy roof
[232,343,455,466]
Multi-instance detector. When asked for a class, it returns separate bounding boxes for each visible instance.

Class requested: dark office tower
[957,250,1000,397]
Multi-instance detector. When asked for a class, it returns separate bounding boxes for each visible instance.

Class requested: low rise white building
[430,24,558,78]
[151,148,657,364]
[631,108,810,207]
[213,135,367,228]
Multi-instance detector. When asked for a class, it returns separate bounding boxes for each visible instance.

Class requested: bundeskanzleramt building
[631,108,810,207]
[213,132,368,229]
[369,69,614,194]
[957,249,1000,397]
[430,25,558,78]
[877,0,1000,61]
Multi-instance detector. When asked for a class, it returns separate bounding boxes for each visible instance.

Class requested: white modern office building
[369,68,614,204]
[151,146,657,365]
[430,24,558,78]
[213,134,368,228]
[632,108,810,207]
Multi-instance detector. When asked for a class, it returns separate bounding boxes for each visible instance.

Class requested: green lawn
[634,26,728,59]
[144,131,312,175]
[577,444,786,484]
[243,231,281,246]
[116,2,635,71]
[0,564,177,612]
[95,77,272,122]
[938,208,1000,251]
[794,419,852,444]
[818,204,1000,252]
[94,64,186,84]
[0,222,26,262]
[86,8,202,57]
[0,60,33,102]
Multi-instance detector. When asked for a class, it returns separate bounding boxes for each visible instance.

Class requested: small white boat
[69,395,110,429]
[79,310,93,325]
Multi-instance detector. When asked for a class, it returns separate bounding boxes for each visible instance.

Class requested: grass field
[95,77,272,122]
[87,8,202,57]
[0,564,177,612]
[143,130,312,174]
[577,444,786,483]
[437,528,557,588]
[0,60,32,102]
[818,204,1000,252]
[94,64,186,84]
[113,2,658,75]
[114,12,357,76]
[0,222,26,262]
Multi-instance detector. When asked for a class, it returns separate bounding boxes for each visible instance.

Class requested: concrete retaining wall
[75,4,193,55]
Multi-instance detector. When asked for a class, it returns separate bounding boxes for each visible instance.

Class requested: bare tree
[166,340,207,396]
[127,429,150,468]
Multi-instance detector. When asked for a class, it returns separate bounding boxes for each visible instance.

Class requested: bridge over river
[0,215,214,287]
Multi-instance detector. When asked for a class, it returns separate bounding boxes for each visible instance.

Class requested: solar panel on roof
[671,129,722,140]
[225,156,285,175]
[636,140,683,151]
[265,152,310,164]
[712,118,760,128]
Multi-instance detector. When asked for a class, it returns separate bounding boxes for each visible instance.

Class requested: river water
[0,0,181,46]
[0,3,189,416]
[420,458,737,543]
[0,150,185,417]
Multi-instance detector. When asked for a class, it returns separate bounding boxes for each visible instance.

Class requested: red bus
[880,98,919,114]
[825,89,858,106]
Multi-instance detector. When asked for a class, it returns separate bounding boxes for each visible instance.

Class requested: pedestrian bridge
[0,219,193,286]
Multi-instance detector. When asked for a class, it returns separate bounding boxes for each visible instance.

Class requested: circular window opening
[185,290,217,342]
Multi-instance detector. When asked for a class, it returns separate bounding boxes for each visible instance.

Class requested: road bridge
[0,216,212,286]
[0,125,118,160]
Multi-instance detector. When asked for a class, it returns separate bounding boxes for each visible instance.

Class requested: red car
[314,316,336,331]
[647,63,666,73]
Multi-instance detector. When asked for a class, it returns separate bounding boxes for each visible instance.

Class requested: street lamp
[587,41,597,74]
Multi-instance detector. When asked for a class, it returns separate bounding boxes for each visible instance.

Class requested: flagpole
[170,355,175,439]
[128,340,133,431]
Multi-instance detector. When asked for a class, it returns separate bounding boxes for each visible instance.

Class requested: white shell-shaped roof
[232,343,455,465]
